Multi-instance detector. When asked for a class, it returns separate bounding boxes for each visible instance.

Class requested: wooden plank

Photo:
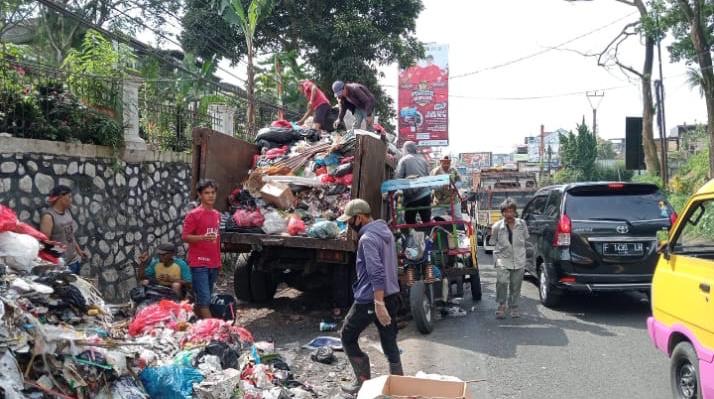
[191,128,257,212]
[354,135,387,221]
[222,232,355,252]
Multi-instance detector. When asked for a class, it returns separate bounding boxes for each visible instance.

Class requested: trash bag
[262,211,287,235]
[139,365,204,399]
[307,221,340,239]
[404,230,426,261]
[256,127,296,144]
[110,376,149,399]
[310,347,336,364]
[128,300,192,336]
[0,204,18,232]
[209,294,237,321]
[0,231,40,272]
[271,120,292,129]
[287,215,306,236]
[302,336,343,351]
[335,173,353,186]
[232,209,265,228]
[194,341,239,370]
[333,162,353,177]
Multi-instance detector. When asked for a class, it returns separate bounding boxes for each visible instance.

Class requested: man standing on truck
[332,81,376,131]
[338,199,403,394]
[490,198,529,319]
[182,179,222,319]
[395,141,431,226]
[431,155,462,216]
[297,80,331,130]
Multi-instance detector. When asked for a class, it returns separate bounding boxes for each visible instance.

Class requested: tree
[558,122,598,181]
[597,137,617,159]
[215,0,274,136]
[660,0,714,177]
[255,50,310,117]
[568,0,661,176]
[0,0,35,41]
[181,0,424,131]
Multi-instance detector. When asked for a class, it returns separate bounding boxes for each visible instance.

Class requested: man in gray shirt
[489,198,529,319]
[395,141,431,226]
[40,185,88,274]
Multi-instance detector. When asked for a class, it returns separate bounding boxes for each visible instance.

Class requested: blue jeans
[191,267,219,306]
[68,260,82,275]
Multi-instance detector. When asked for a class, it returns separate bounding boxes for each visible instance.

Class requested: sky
[143,0,707,155]
[378,0,706,154]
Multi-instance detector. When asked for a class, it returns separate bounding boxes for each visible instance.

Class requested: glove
[333,120,341,130]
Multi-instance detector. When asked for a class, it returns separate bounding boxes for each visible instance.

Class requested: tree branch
[614,0,636,6]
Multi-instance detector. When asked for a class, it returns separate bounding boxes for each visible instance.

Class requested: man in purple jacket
[337,199,403,394]
[332,81,376,131]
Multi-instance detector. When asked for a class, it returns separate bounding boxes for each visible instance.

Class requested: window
[523,195,547,218]
[544,190,562,219]
[674,200,714,254]
[565,185,671,221]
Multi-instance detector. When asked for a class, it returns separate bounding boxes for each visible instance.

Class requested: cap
[48,185,72,203]
[337,199,372,222]
[332,80,345,98]
[440,155,450,161]
[156,243,176,255]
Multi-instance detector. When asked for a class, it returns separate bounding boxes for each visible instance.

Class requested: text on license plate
[603,242,644,256]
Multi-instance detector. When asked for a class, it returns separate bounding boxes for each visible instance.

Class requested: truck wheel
[470,270,482,302]
[250,259,277,303]
[671,342,701,399]
[538,265,560,308]
[410,281,434,335]
[233,253,253,302]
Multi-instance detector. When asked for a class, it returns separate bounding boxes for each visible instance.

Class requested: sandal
[510,308,521,318]
[495,305,506,319]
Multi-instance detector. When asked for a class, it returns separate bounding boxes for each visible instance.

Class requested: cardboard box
[260,182,295,209]
[357,375,473,399]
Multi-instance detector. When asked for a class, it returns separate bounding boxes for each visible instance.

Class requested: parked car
[521,182,676,307]
[649,179,714,399]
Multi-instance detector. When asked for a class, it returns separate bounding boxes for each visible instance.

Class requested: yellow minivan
[649,180,714,399]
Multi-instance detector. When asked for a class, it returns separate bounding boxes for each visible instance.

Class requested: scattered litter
[140,365,204,399]
[303,336,343,351]
[311,346,336,364]
[445,306,468,317]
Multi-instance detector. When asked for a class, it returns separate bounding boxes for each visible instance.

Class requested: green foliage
[632,172,665,189]
[592,162,634,182]
[557,122,598,182]
[597,138,616,160]
[255,50,311,114]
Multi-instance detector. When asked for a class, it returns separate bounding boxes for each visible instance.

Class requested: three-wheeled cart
[381,175,482,334]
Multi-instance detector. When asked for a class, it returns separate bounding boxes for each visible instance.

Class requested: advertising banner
[398,43,449,147]
[460,152,492,169]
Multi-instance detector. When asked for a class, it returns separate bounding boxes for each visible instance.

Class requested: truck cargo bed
[221,232,355,252]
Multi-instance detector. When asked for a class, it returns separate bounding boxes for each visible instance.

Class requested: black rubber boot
[341,355,371,394]
[389,362,404,376]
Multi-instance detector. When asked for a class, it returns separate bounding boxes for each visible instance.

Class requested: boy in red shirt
[182,179,222,319]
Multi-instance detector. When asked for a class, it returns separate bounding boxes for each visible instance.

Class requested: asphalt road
[394,250,671,399]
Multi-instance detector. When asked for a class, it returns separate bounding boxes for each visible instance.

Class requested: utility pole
[540,124,545,177]
[586,91,605,137]
[655,15,668,186]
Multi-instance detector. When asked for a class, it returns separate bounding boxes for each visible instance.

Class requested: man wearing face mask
[337,199,403,394]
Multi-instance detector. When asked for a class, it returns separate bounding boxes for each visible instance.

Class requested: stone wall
[0,137,192,302]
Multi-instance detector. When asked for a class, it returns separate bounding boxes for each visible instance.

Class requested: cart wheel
[410,281,434,334]
[234,253,253,302]
[470,269,482,302]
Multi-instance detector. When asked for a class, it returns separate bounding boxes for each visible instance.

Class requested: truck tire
[470,270,482,302]
[250,258,277,303]
[233,253,253,302]
[410,281,434,335]
[670,341,701,399]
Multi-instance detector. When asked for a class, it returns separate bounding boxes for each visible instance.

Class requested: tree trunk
[246,41,256,137]
[640,4,660,176]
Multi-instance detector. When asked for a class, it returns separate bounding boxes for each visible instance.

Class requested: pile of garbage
[0,204,327,398]
[224,121,399,239]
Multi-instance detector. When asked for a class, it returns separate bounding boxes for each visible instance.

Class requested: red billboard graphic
[398,44,449,147]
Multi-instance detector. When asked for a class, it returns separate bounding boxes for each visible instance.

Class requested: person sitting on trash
[137,243,192,298]
[297,80,332,131]
[332,80,376,131]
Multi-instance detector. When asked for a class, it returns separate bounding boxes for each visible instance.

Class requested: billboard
[460,152,492,169]
[398,43,449,147]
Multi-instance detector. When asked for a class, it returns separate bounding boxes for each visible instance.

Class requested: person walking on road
[182,179,221,319]
[338,199,403,394]
[395,141,431,226]
[40,185,88,274]
[490,198,529,319]
[297,80,331,130]
[332,81,376,131]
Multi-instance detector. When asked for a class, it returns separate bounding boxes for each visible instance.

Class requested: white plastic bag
[262,211,287,235]
[404,230,425,261]
[0,231,40,272]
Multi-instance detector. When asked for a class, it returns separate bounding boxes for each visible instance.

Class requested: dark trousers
[405,195,432,226]
[341,294,401,364]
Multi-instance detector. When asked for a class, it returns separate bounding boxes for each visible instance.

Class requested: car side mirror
[657,240,670,260]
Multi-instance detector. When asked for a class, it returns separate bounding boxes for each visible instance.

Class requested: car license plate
[603,242,644,256]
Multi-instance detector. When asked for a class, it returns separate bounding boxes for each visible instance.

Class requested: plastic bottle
[319,321,338,332]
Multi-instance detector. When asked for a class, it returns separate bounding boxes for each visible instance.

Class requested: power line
[450,12,638,80]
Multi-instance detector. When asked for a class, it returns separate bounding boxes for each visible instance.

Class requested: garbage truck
[472,168,537,253]
[190,127,393,305]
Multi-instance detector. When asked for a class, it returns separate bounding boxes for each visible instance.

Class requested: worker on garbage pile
[137,243,192,298]
[182,179,222,319]
[395,141,431,227]
[489,198,529,319]
[332,80,376,131]
[40,185,89,274]
[338,199,403,394]
[297,80,331,130]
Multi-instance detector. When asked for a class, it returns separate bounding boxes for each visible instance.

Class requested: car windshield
[565,186,671,221]
[477,191,533,209]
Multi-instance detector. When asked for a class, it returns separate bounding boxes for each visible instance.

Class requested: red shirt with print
[182,206,221,268]
[301,81,329,111]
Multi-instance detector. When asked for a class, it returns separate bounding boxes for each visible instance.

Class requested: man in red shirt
[297,80,331,131]
[182,179,222,319]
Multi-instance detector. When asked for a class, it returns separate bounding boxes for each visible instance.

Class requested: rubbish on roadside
[445,306,467,318]
[254,341,275,353]
[357,375,473,399]
[194,341,240,370]
[128,300,192,336]
[193,368,241,399]
[0,231,41,272]
[319,320,338,332]
[303,336,343,351]
[311,346,336,364]
[209,294,237,321]
[139,364,204,399]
